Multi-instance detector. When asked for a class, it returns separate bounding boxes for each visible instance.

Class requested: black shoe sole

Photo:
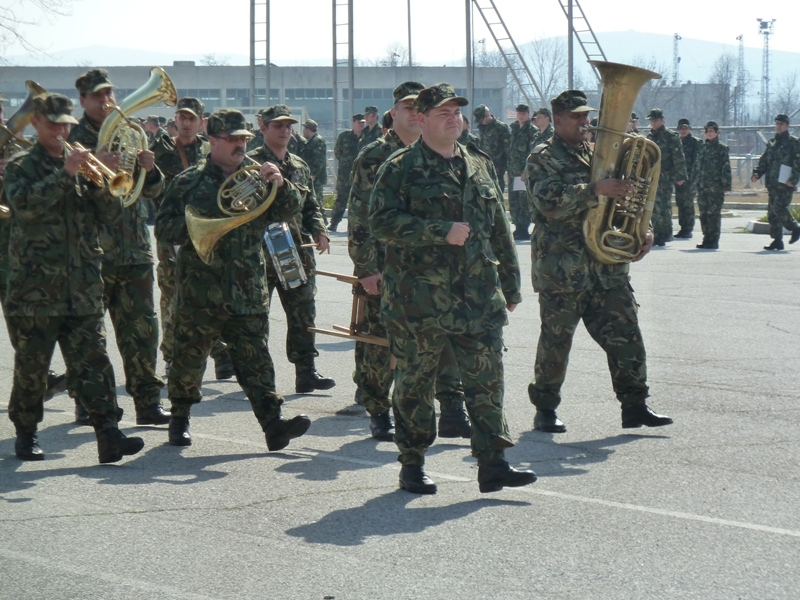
[137,417,171,426]
[479,472,537,493]
[622,417,674,429]
[15,451,45,461]
[168,436,192,447]
[295,381,336,393]
[266,417,311,451]
[399,480,438,494]
[99,438,145,464]
[533,422,567,433]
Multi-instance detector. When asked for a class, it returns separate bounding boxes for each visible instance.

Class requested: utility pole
[758,18,776,124]
[735,34,745,125]
[673,33,681,86]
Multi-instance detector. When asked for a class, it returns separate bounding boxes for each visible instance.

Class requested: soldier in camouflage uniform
[525,90,673,435]
[246,112,264,152]
[473,104,511,192]
[693,121,731,250]
[381,109,393,133]
[458,115,479,145]
[155,109,311,450]
[330,114,365,231]
[533,107,554,146]
[507,103,538,240]
[298,118,328,211]
[370,83,536,495]
[248,105,335,394]
[751,114,800,250]
[69,69,170,426]
[348,81,470,442]
[359,105,382,149]
[3,93,145,463]
[646,108,688,246]
[675,118,701,238]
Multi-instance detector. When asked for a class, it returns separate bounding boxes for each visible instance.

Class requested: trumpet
[59,136,134,197]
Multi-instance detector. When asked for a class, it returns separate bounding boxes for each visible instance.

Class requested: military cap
[535,107,552,118]
[207,109,253,138]
[550,90,596,114]
[704,120,719,131]
[167,118,176,128]
[364,105,379,114]
[175,97,204,119]
[462,115,470,125]
[677,117,691,128]
[646,108,664,120]
[33,93,79,125]
[0,91,7,102]
[146,115,160,125]
[382,110,393,130]
[393,81,425,102]
[630,112,639,121]
[515,103,530,113]
[415,83,468,113]
[303,119,318,131]
[473,104,489,120]
[775,113,790,124]
[75,68,115,95]
[261,104,298,124]
[352,113,366,122]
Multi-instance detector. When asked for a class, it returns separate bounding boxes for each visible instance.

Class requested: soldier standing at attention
[751,113,800,250]
[248,105,335,394]
[298,118,328,212]
[3,93,145,463]
[646,108,688,246]
[693,121,732,250]
[473,103,511,192]
[533,107,554,146]
[370,83,536,495]
[329,114,365,232]
[69,68,170,426]
[525,90,672,435]
[675,118,701,239]
[458,115,479,145]
[507,103,538,240]
[348,81,471,442]
[156,109,311,449]
[359,105,382,149]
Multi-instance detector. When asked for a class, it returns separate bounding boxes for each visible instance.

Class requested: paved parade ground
[1,210,799,599]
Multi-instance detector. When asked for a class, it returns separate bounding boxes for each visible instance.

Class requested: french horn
[96,66,177,207]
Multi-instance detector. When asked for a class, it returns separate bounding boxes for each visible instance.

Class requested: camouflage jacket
[69,113,164,266]
[359,124,382,150]
[680,134,702,182]
[647,125,688,185]
[525,134,629,293]
[247,144,326,273]
[297,133,328,184]
[155,158,302,315]
[693,138,732,195]
[477,117,511,171]
[151,132,209,192]
[2,142,123,316]
[288,130,306,156]
[348,130,406,278]
[533,123,554,147]
[334,129,361,182]
[508,119,539,177]
[458,130,480,146]
[370,138,521,334]
[753,131,800,189]
[246,130,264,153]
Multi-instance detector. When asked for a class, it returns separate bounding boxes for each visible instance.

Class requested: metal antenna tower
[672,34,681,86]
[557,0,607,86]
[758,18,775,123]
[332,0,355,139]
[735,35,746,125]
[249,0,270,110]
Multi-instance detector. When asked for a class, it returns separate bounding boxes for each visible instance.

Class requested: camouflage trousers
[767,186,799,240]
[651,181,675,241]
[6,315,120,432]
[267,272,318,368]
[529,284,649,410]
[331,180,349,224]
[102,261,164,408]
[697,190,725,244]
[353,293,465,416]
[313,180,326,212]
[388,321,513,467]
[674,181,695,232]
[157,242,229,365]
[168,310,283,427]
[495,164,507,193]
[508,189,531,230]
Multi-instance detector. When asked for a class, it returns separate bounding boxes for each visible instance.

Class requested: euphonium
[186,156,278,265]
[59,137,134,197]
[0,80,48,218]
[583,60,662,264]
[96,67,177,207]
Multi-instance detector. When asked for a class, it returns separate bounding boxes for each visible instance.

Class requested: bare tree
[630,56,672,119]
[520,36,568,106]
[708,53,736,125]
[0,0,73,60]
[773,70,800,117]
[358,43,418,68]
[200,54,230,67]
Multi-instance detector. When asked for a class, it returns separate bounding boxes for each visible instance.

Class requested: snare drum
[264,222,308,289]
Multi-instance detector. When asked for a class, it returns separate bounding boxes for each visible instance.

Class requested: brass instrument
[59,137,134,197]
[96,67,178,207]
[583,60,662,264]
[0,80,48,218]
[186,155,278,264]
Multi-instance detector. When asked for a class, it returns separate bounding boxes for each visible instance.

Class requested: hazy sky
[3,0,797,65]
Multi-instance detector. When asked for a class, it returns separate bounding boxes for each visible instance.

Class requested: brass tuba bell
[583,60,662,264]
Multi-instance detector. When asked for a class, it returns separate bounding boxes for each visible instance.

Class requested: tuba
[96,67,178,207]
[583,60,662,264]
[186,156,278,265]
[0,81,48,218]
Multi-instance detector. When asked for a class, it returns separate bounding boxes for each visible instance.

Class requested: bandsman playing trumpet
[2,93,145,463]
[69,68,170,426]
[155,109,311,450]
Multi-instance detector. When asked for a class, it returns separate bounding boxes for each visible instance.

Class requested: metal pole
[264,0,271,108]
[249,0,255,109]
[466,0,473,106]
[567,0,574,89]
[348,0,355,120]
[332,0,338,138]
[408,0,413,71]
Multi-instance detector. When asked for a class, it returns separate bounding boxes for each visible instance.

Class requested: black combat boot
[533,409,567,433]
[369,412,394,441]
[44,371,67,401]
[791,227,800,244]
[214,351,235,380]
[764,238,784,251]
[15,428,45,461]
[621,403,674,428]
[168,417,192,446]
[75,401,90,425]
[295,364,336,393]
[135,403,171,425]
[264,415,311,451]
[438,406,472,438]
[478,460,537,493]
[674,229,693,239]
[96,426,145,464]
[399,465,437,494]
